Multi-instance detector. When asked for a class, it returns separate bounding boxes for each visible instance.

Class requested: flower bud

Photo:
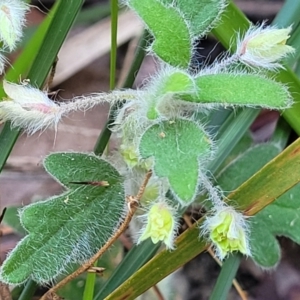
[0,0,29,51]
[120,144,139,168]
[0,80,61,134]
[236,24,294,69]
[138,200,178,249]
[202,205,250,260]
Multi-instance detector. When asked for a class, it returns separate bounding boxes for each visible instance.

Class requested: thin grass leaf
[209,254,242,300]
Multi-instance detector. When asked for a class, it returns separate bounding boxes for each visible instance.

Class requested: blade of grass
[18,280,38,300]
[109,0,118,91]
[0,0,84,172]
[210,108,260,174]
[209,254,242,300]
[273,0,300,27]
[4,2,60,84]
[82,268,97,300]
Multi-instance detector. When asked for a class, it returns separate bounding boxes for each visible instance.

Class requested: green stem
[109,0,118,90]
[82,266,97,300]
[209,253,242,300]
[18,280,38,300]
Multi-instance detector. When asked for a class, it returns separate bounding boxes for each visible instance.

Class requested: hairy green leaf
[161,0,226,38]
[127,0,192,68]
[250,185,300,267]
[0,153,126,284]
[139,119,212,205]
[182,73,292,109]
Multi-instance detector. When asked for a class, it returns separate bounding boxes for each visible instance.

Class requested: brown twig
[40,170,152,300]
[0,208,7,224]
[183,214,248,300]
[46,57,58,91]
[87,267,105,275]
[152,284,165,300]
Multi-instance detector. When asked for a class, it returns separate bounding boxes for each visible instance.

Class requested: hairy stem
[60,91,138,115]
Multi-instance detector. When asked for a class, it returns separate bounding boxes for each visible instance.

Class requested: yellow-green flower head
[0,0,29,51]
[236,24,294,69]
[138,200,178,249]
[120,143,153,170]
[120,144,139,168]
[202,205,250,260]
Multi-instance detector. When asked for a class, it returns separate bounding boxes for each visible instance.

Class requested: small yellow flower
[237,24,294,69]
[120,143,153,170]
[203,206,250,260]
[138,201,178,249]
[120,144,139,168]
